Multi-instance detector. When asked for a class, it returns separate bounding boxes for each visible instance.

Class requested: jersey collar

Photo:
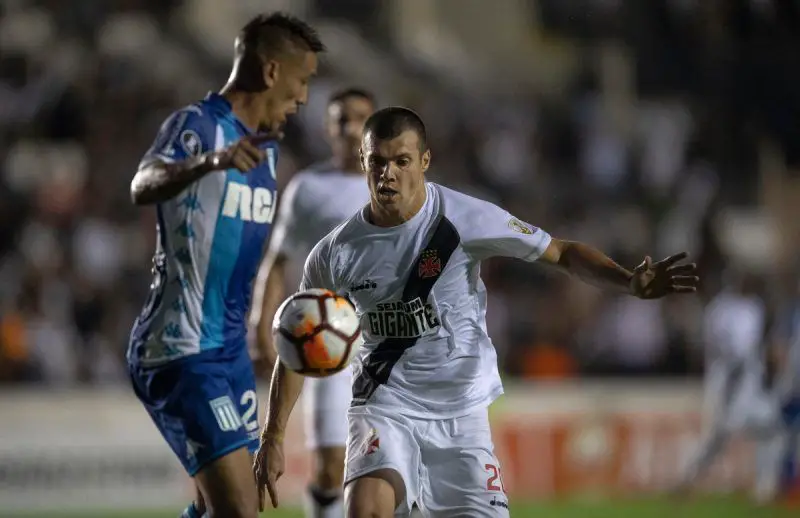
[205,92,255,136]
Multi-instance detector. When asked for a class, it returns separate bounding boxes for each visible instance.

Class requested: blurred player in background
[254,107,699,517]
[676,271,786,503]
[772,280,800,499]
[126,13,323,518]
[249,87,375,518]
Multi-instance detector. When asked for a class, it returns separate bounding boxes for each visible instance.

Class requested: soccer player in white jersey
[249,87,375,518]
[675,273,786,502]
[253,107,699,517]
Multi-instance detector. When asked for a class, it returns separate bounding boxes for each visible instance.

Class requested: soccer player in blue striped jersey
[127,13,323,518]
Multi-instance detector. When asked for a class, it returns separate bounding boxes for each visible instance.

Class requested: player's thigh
[344,407,419,516]
[304,367,352,450]
[130,358,255,476]
[227,352,261,453]
[194,446,258,518]
[420,408,509,518]
[345,468,408,518]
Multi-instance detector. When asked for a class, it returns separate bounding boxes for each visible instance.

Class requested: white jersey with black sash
[300,182,551,418]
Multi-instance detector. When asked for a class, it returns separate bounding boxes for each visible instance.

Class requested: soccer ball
[272,289,363,377]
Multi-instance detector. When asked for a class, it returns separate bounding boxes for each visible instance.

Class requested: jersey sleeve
[456,194,552,262]
[267,175,307,261]
[139,107,216,168]
[298,241,336,292]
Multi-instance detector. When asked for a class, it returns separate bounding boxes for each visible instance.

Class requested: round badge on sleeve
[180,130,201,157]
[508,218,534,235]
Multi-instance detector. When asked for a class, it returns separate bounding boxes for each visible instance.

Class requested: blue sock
[180,502,201,518]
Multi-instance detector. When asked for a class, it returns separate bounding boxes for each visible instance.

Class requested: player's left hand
[629,252,699,299]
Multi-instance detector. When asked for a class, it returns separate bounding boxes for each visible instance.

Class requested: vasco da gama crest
[418,249,442,278]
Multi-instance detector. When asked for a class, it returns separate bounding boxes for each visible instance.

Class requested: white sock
[305,485,344,518]
[753,428,788,504]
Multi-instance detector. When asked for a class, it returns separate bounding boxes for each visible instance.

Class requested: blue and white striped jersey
[128,93,279,367]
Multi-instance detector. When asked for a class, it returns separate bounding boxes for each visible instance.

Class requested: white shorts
[303,366,352,449]
[344,405,509,518]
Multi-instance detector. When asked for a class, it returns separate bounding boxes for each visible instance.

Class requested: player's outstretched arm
[538,239,699,299]
[254,241,334,510]
[253,361,304,510]
[131,133,274,205]
[451,189,698,298]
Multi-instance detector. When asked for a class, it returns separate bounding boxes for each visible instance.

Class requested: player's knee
[345,470,402,518]
[346,496,389,518]
[205,494,258,518]
[315,446,346,490]
[195,449,259,518]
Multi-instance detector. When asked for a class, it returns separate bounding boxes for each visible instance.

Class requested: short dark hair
[328,87,375,107]
[363,107,427,150]
[239,12,325,60]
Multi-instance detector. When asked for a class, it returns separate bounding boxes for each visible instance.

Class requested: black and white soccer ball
[272,289,363,377]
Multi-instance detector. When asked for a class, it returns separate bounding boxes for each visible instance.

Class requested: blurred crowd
[2,0,800,386]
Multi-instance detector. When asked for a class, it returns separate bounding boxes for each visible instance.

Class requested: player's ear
[263,60,279,89]
[421,149,431,173]
[359,148,367,173]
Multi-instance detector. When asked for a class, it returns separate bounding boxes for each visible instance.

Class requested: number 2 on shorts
[485,463,506,493]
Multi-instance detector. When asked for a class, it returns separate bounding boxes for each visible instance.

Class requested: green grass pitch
[5,498,798,518]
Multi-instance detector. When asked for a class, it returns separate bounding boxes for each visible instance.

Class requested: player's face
[325,97,374,159]
[263,50,318,131]
[361,130,430,210]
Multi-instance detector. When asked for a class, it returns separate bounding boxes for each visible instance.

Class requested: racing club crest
[418,249,442,279]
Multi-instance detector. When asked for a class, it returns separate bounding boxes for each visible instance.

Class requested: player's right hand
[253,434,285,511]
[210,133,275,173]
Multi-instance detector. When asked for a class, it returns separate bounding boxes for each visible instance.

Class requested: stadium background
[1,0,800,516]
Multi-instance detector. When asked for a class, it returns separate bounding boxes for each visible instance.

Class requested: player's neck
[219,87,264,132]
[368,189,427,227]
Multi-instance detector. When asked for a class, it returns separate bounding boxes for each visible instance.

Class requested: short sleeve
[140,107,216,168]
[456,195,551,262]
[298,241,335,292]
[268,175,307,261]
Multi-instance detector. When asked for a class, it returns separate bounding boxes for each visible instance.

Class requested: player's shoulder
[309,206,364,253]
[305,214,353,267]
[431,182,498,210]
[286,166,366,206]
[429,182,500,227]
[281,166,331,210]
[155,100,219,153]
[285,166,328,191]
[327,209,364,244]
[164,100,219,128]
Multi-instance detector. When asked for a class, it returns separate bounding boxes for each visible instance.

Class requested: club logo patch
[508,218,535,235]
[418,249,442,279]
[180,130,201,157]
